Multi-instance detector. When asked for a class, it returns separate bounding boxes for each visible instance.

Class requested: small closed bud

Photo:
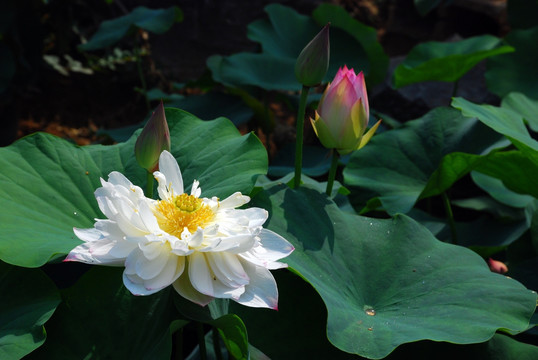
[487,258,508,274]
[135,100,170,172]
[311,65,380,155]
[295,23,330,87]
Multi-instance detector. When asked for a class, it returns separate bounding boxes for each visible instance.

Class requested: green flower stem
[326,150,339,196]
[174,327,183,360]
[442,192,458,244]
[294,85,311,188]
[146,170,154,199]
[134,42,150,112]
[196,322,208,360]
[212,327,223,360]
[452,79,459,98]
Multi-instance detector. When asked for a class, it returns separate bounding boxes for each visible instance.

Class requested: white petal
[108,239,138,258]
[143,255,185,291]
[70,227,130,264]
[235,260,279,309]
[95,189,118,219]
[187,229,204,248]
[241,208,269,227]
[138,237,163,260]
[219,192,250,209]
[188,252,214,296]
[203,196,220,209]
[90,239,115,256]
[213,213,249,231]
[201,234,256,254]
[135,244,169,279]
[206,252,249,288]
[122,253,184,295]
[114,197,147,232]
[240,229,294,269]
[210,278,246,300]
[138,200,161,233]
[183,252,247,300]
[74,222,137,260]
[107,172,145,202]
[124,248,142,275]
[158,150,184,195]
[123,272,161,296]
[94,220,124,239]
[173,270,213,306]
[154,172,171,200]
[65,240,124,265]
[191,180,201,197]
[73,227,102,243]
[96,192,146,237]
[107,171,133,188]
[168,234,191,255]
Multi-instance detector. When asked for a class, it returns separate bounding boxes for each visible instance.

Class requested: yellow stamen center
[155,193,214,236]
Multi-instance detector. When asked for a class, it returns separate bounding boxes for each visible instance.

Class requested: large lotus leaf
[208,4,375,91]
[269,144,332,177]
[252,184,536,359]
[473,151,538,199]
[409,207,529,257]
[387,333,538,359]
[172,298,250,360]
[0,262,60,360]
[501,92,538,132]
[211,314,249,360]
[207,53,300,91]
[28,266,187,359]
[343,107,502,215]
[247,3,317,59]
[0,109,267,267]
[251,3,372,81]
[312,3,388,85]
[452,97,538,162]
[187,331,270,360]
[234,270,538,359]
[471,171,535,209]
[79,6,182,51]
[170,92,254,126]
[101,91,254,142]
[486,27,538,99]
[393,35,513,88]
[230,270,355,359]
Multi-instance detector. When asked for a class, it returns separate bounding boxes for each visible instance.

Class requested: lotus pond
[1,1,538,359]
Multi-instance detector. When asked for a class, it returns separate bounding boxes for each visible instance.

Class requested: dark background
[0,0,509,147]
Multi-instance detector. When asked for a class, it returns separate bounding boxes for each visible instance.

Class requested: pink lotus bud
[295,24,330,87]
[135,101,170,172]
[487,258,508,274]
[311,66,380,155]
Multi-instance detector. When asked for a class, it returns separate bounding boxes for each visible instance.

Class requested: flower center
[155,193,214,236]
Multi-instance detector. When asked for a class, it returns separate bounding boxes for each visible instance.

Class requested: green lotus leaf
[251,184,536,359]
[0,109,267,267]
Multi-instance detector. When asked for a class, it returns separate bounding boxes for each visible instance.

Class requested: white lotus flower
[66,150,294,309]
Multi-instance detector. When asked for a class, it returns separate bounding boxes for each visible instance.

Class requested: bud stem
[196,321,208,360]
[173,327,183,360]
[442,191,458,244]
[326,150,339,196]
[146,170,154,199]
[212,326,223,360]
[134,41,150,113]
[294,85,311,188]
